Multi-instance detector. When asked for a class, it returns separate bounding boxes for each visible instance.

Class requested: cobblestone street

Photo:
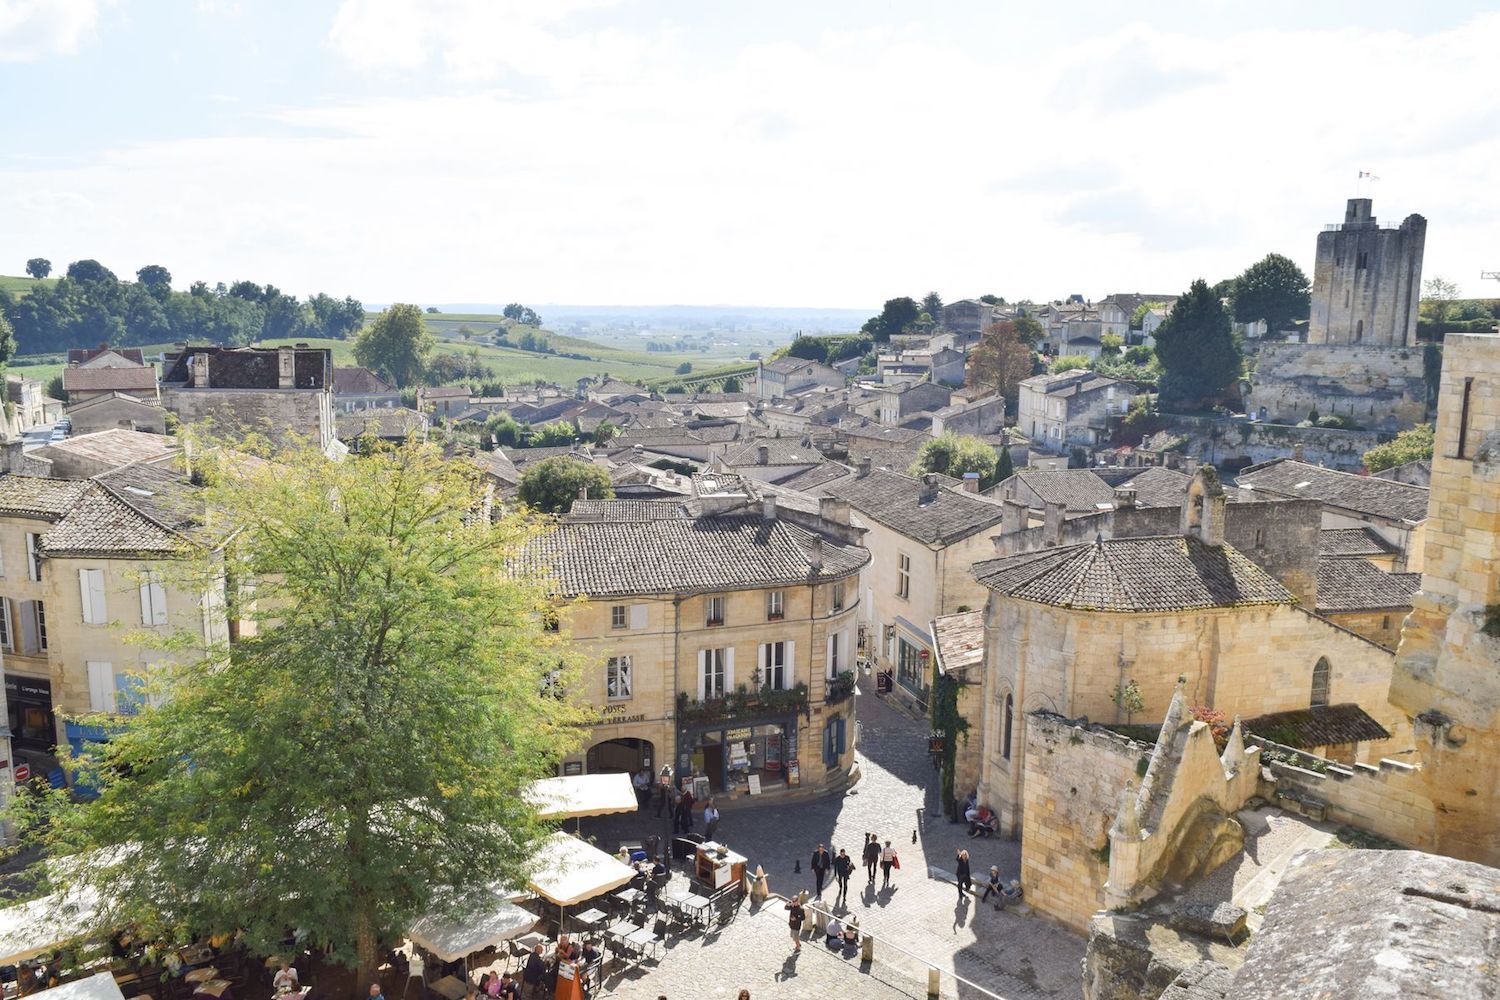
[579,681,1085,999]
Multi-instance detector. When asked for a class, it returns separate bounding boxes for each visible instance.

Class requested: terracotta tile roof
[520,512,869,598]
[1315,558,1421,613]
[1008,470,1117,511]
[974,535,1293,612]
[0,475,91,519]
[824,470,1005,545]
[1237,459,1429,523]
[336,407,428,440]
[42,483,189,556]
[932,611,985,677]
[567,499,688,521]
[1243,703,1391,749]
[1319,527,1399,558]
[62,366,158,392]
[69,347,147,366]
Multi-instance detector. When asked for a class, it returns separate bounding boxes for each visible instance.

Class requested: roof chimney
[1293,443,1305,463]
[857,456,871,478]
[1184,457,1199,477]
[1113,486,1136,510]
[1001,499,1028,536]
[1043,501,1066,546]
[808,535,824,572]
[819,496,851,526]
[757,445,770,465]
[763,495,777,520]
[961,472,980,493]
[578,485,589,501]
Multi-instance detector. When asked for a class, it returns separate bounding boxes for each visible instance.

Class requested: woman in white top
[272,964,300,994]
[879,840,897,889]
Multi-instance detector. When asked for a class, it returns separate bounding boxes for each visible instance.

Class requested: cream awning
[526,832,636,907]
[526,773,637,821]
[408,890,536,963]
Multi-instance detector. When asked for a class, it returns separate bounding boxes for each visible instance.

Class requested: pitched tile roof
[62,366,159,392]
[1008,470,1118,511]
[824,469,1005,545]
[722,437,822,466]
[567,499,688,521]
[42,483,190,556]
[932,611,985,677]
[69,346,147,366]
[974,535,1293,612]
[1237,459,1429,523]
[776,462,853,492]
[1243,703,1391,749]
[336,407,429,440]
[332,366,396,394]
[94,464,205,535]
[1121,467,1194,507]
[1319,527,1399,558]
[31,429,177,469]
[1315,558,1421,613]
[0,475,91,519]
[520,512,868,598]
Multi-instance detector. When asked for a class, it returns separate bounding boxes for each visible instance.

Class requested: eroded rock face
[1082,910,1243,1000]
[1232,849,1500,1000]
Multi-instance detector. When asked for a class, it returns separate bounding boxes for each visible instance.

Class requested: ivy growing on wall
[930,662,971,818]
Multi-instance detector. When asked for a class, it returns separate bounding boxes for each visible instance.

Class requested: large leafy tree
[1363,423,1435,473]
[861,296,921,343]
[518,456,613,513]
[1153,279,1241,409]
[25,257,51,279]
[354,303,434,387]
[909,432,999,488]
[135,264,173,295]
[1231,253,1310,337]
[785,335,828,362]
[967,320,1035,409]
[19,443,589,992]
[921,291,943,319]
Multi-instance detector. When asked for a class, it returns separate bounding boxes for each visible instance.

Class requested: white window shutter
[757,643,767,681]
[80,569,94,624]
[92,571,107,623]
[697,650,706,702]
[786,639,796,689]
[139,582,152,626]
[88,661,116,712]
[724,647,735,690]
[0,599,10,650]
[826,634,835,679]
[629,604,647,629]
[149,581,167,626]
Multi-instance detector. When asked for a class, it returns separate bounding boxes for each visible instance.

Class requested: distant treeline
[0,258,365,355]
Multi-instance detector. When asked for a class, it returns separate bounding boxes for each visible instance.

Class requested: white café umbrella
[0,885,102,966]
[526,832,638,929]
[34,974,125,1000]
[525,774,638,823]
[408,887,537,965]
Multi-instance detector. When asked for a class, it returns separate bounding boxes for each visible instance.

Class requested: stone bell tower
[1388,332,1500,866]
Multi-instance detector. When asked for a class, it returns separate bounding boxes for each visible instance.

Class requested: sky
[1,0,1497,310]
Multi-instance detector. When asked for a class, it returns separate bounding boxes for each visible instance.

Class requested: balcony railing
[677,682,810,724]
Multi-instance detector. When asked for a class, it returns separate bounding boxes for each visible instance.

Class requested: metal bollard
[927,967,940,998]
[861,934,874,962]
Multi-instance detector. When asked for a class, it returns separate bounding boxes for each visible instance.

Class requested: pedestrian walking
[810,843,831,897]
[703,798,721,841]
[785,894,806,952]
[862,833,880,884]
[633,768,650,809]
[654,767,672,817]
[833,848,854,905]
[880,839,897,889]
[956,849,972,900]
[678,786,696,834]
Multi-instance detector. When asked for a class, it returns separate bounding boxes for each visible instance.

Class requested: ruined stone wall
[1243,342,1427,432]
[162,387,334,451]
[1255,744,1435,849]
[1020,714,1146,932]
[1152,413,1389,471]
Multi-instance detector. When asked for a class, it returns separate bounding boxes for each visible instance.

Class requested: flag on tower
[1359,170,1381,181]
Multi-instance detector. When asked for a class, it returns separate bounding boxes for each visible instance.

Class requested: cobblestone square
[580,681,1085,999]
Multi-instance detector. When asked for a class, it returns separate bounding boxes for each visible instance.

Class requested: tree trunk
[354,901,378,1000]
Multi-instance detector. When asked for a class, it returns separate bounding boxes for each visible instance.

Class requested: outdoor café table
[429,976,468,1000]
[613,887,644,909]
[515,932,549,954]
[625,928,657,960]
[572,908,607,931]
[185,969,220,985]
[193,979,234,1000]
[681,894,712,927]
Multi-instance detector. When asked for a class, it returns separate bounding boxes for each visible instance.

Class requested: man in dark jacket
[521,944,547,999]
[810,843,832,897]
[832,848,855,905]
[862,833,881,885]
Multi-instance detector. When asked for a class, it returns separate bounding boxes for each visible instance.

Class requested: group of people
[647,771,721,840]
[517,936,602,1000]
[783,890,862,954]
[807,834,901,907]
[952,848,1024,910]
[960,791,999,838]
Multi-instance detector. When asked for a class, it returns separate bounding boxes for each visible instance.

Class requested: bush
[1050,354,1091,373]
[1124,345,1154,365]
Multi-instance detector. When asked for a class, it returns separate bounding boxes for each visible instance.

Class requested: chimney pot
[961,472,980,493]
[819,496,851,526]
[1113,486,1136,510]
[1043,501,1066,546]
[857,456,871,478]
[808,535,824,571]
[1293,444,1305,463]
[763,496,777,520]
[757,445,770,465]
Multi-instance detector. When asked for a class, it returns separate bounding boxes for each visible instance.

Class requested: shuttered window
[79,569,108,625]
[140,575,168,627]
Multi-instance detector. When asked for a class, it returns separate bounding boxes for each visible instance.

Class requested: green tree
[24,257,50,280]
[785,335,828,362]
[1100,333,1124,357]
[518,456,614,513]
[1111,679,1145,725]
[1363,423,1435,473]
[1421,277,1461,326]
[354,303,433,388]
[909,432,999,488]
[1129,301,1167,330]
[1050,354,1091,373]
[1153,279,1241,409]
[863,296,920,343]
[1011,315,1044,346]
[309,293,366,339]
[978,294,1003,305]
[720,375,743,393]
[66,259,116,285]
[15,443,589,992]
[921,291,943,319]
[0,312,14,365]
[995,444,1015,482]
[967,321,1035,409]
[675,362,693,375]
[592,420,619,446]
[43,373,64,402]
[135,264,173,295]
[1232,253,1310,337]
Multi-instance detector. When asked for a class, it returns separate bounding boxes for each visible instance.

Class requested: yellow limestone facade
[1389,332,1500,866]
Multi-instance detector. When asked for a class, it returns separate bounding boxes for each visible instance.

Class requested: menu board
[763,733,783,772]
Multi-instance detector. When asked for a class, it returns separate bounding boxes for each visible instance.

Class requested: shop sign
[928,731,946,754]
[725,727,753,741]
[786,760,800,786]
[4,677,51,700]
[562,761,583,776]
[599,704,646,725]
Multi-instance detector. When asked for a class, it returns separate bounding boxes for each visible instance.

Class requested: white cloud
[3,11,1498,306]
[0,0,103,61]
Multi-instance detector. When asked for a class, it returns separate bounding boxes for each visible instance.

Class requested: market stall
[693,841,747,892]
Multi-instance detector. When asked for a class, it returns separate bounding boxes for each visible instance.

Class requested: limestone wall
[1020,713,1147,933]
[1255,742,1435,850]
[1152,413,1389,471]
[1243,342,1428,432]
[163,387,334,451]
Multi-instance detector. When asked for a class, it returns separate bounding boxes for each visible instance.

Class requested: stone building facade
[159,345,335,452]
[524,477,868,801]
[1308,197,1425,347]
[1388,332,1500,867]
[1016,370,1138,453]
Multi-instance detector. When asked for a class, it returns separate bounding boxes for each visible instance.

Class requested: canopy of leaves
[24,257,51,279]
[967,321,1036,407]
[909,432,999,488]
[1363,423,1435,473]
[861,296,921,343]
[517,456,614,513]
[354,303,434,388]
[1232,253,1310,335]
[978,294,1003,305]
[1011,315,1044,346]
[1050,354,1092,373]
[503,303,542,326]
[16,443,590,988]
[785,335,828,362]
[1153,279,1241,409]
[921,291,943,318]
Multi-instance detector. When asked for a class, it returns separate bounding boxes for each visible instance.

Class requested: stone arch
[1311,657,1331,707]
[586,737,655,774]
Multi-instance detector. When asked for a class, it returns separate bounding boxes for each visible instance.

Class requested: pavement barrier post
[861,934,874,963]
[927,967,940,998]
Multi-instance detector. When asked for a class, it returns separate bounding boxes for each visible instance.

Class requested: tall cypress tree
[1153,278,1241,410]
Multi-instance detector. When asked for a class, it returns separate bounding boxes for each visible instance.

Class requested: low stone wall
[1149,415,1386,472]
[1020,713,1149,933]
[1253,738,1435,849]
[1244,342,1428,432]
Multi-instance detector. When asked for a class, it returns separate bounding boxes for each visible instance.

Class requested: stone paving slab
[580,682,1084,999]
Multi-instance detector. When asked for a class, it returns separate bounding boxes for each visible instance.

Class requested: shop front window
[897,638,927,694]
